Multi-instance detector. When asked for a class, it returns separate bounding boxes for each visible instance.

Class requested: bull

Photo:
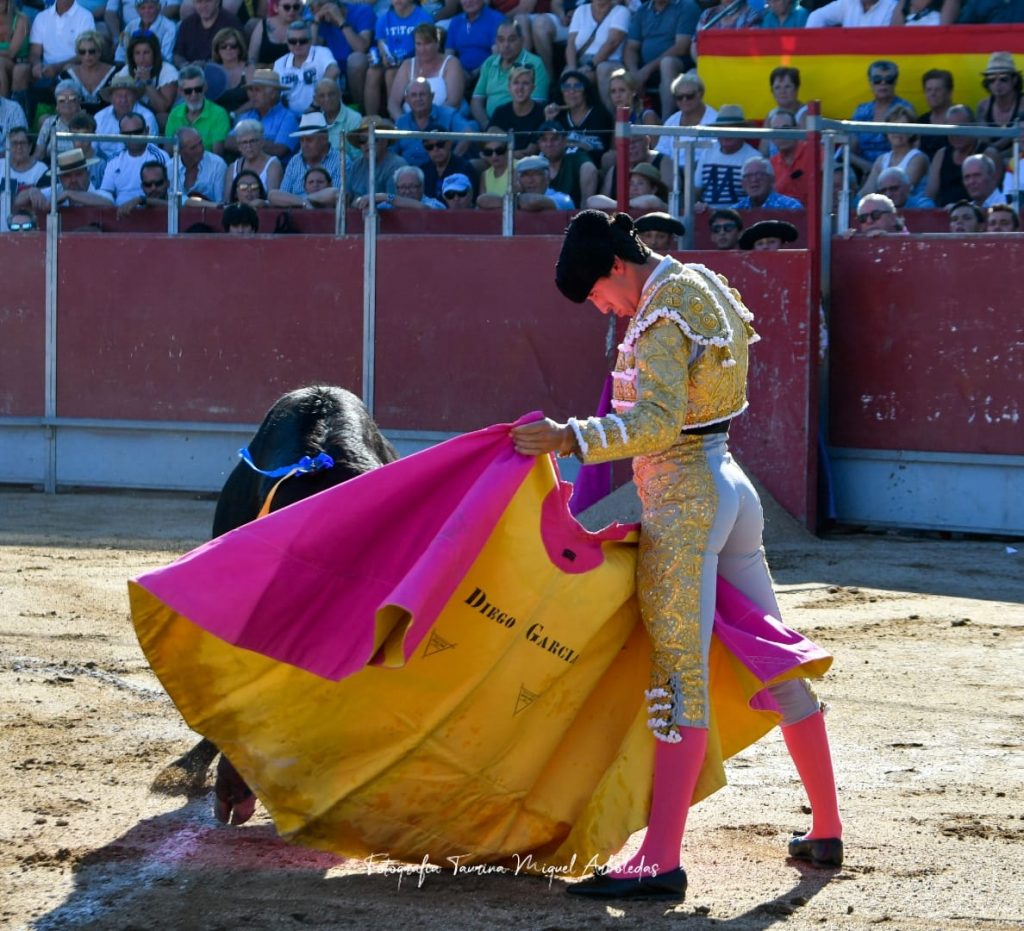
[151,385,398,825]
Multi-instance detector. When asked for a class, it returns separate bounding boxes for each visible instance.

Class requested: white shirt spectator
[99,142,170,204]
[695,142,761,208]
[0,98,28,148]
[114,14,178,63]
[568,3,630,61]
[29,1,94,65]
[273,46,337,116]
[94,103,159,159]
[179,150,227,201]
[656,103,719,164]
[980,189,1008,208]
[806,0,898,27]
[0,159,48,192]
[114,61,179,89]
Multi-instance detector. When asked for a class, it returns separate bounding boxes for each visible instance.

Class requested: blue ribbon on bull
[238,447,336,478]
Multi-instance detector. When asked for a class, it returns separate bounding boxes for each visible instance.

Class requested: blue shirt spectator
[446,0,504,74]
[732,191,804,209]
[851,96,913,166]
[760,0,809,27]
[375,1,432,63]
[317,1,377,66]
[395,102,472,168]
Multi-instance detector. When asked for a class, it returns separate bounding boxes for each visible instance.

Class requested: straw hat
[982,52,1019,76]
[55,147,101,175]
[99,73,144,102]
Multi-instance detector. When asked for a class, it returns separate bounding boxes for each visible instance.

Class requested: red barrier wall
[830,236,1024,456]
[0,233,46,417]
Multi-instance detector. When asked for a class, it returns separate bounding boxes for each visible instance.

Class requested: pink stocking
[610,726,708,878]
[781,709,842,840]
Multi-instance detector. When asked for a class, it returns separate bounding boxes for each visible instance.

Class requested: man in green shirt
[164,65,231,157]
[470,18,548,129]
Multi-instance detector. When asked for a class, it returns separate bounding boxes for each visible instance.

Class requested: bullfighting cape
[129,414,832,874]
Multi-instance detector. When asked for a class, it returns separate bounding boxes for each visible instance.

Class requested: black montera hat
[635,211,685,237]
[555,210,639,303]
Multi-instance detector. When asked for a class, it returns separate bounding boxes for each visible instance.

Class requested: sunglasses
[481,145,507,157]
[121,126,146,135]
[422,141,448,151]
[182,86,205,95]
[878,184,903,195]
[56,95,79,104]
[985,74,1013,85]
[871,75,897,85]
[237,136,261,145]
[710,222,738,233]
[443,189,469,199]
[561,82,584,91]
[218,41,240,50]
[237,182,260,191]
[8,221,36,231]
[675,91,698,101]
[142,179,165,188]
[287,37,311,45]
[78,47,99,54]
[857,209,893,223]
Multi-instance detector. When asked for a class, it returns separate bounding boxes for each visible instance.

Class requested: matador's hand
[510,418,575,457]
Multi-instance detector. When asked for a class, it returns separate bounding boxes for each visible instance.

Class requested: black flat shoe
[788,833,844,867]
[566,867,687,901]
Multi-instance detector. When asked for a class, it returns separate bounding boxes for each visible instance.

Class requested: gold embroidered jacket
[571,259,758,465]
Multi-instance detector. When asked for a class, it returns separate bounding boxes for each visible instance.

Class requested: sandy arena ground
[0,486,1022,931]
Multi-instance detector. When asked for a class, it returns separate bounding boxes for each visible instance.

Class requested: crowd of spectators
[1,0,1022,237]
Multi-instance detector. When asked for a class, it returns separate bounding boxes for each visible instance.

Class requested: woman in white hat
[977,52,1022,159]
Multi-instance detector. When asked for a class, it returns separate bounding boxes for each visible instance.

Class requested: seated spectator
[164,65,230,156]
[858,103,929,202]
[33,82,82,162]
[708,207,742,249]
[761,0,808,28]
[280,111,343,196]
[312,78,362,160]
[565,0,629,108]
[634,211,684,250]
[607,68,659,131]
[248,0,305,70]
[543,70,614,164]
[765,66,806,131]
[177,126,227,201]
[274,20,339,116]
[112,0,177,68]
[440,172,475,209]
[479,154,574,210]
[174,0,242,67]
[767,109,812,205]
[986,202,1019,230]
[586,160,668,211]
[222,201,259,233]
[694,105,760,209]
[67,111,107,188]
[536,120,598,207]
[347,115,408,199]
[14,147,111,210]
[225,69,300,161]
[961,153,1007,208]
[470,18,549,130]
[59,30,117,115]
[892,0,956,24]
[598,131,671,200]
[732,155,803,210]
[115,158,170,217]
[27,0,95,111]
[447,0,505,84]
[227,168,269,206]
[312,0,374,115]
[849,61,913,177]
[387,23,464,120]
[95,73,159,160]
[7,211,39,232]
[98,111,171,205]
[364,0,433,119]
[352,163,445,209]
[806,0,897,27]
[739,218,798,250]
[924,105,986,206]
[0,0,28,102]
[958,0,1024,22]
[210,28,250,114]
[916,68,955,160]
[270,164,340,207]
[478,128,512,197]
[656,70,717,167]
[976,53,1022,162]
[851,192,906,235]
[117,31,179,129]
[491,65,546,158]
[0,127,47,197]
[876,165,934,209]
[0,93,28,153]
[223,119,283,203]
[421,133,478,200]
[947,199,985,232]
[623,0,698,119]
[394,76,472,168]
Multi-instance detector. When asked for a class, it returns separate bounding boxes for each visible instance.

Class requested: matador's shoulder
[624,261,757,354]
